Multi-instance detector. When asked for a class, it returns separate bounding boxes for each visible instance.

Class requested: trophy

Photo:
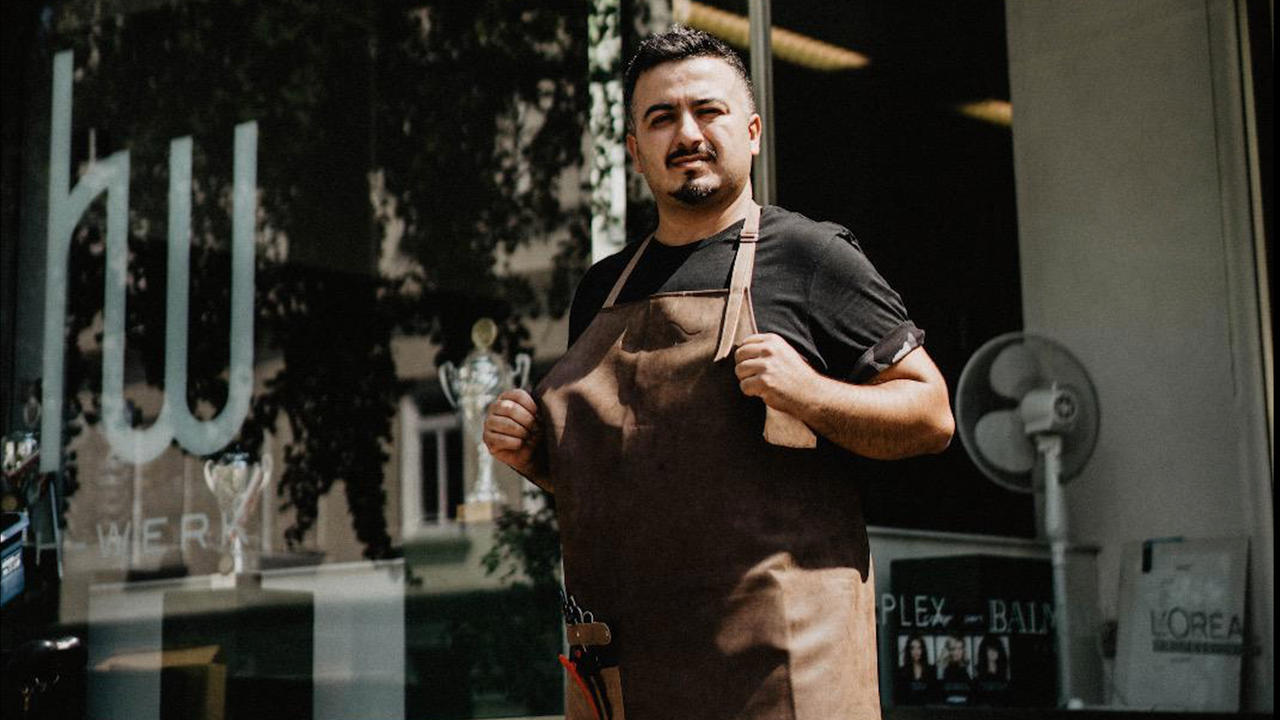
[1,433,39,484]
[203,449,272,575]
[440,318,530,523]
[3,394,42,512]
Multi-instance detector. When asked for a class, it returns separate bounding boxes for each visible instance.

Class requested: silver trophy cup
[203,450,273,575]
[3,395,42,490]
[440,318,531,518]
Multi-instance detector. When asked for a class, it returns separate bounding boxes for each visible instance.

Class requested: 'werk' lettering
[94,512,245,557]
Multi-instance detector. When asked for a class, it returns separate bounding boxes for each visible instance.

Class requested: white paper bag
[1113,536,1248,712]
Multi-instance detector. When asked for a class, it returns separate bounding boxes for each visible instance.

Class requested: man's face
[626,56,760,209]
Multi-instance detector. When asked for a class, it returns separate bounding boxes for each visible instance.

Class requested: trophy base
[457,501,501,524]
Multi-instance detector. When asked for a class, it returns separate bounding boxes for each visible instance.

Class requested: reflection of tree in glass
[55,0,589,558]
[464,491,563,712]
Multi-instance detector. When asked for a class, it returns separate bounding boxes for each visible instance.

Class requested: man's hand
[482,389,549,490]
[735,333,954,460]
[733,333,820,415]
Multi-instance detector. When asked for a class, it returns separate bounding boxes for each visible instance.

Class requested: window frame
[398,396,464,539]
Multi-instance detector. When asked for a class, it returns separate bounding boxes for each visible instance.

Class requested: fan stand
[959,333,1101,707]
[1035,432,1075,709]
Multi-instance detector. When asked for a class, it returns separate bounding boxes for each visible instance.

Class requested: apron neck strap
[728,202,761,295]
[603,235,651,309]
[714,203,761,360]
[602,203,762,310]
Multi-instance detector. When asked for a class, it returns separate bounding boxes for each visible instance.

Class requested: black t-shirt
[568,205,924,383]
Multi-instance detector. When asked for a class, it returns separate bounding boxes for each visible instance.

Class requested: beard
[665,143,724,206]
[670,175,719,205]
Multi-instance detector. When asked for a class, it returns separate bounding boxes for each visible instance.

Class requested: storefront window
[4,2,1028,716]
[3,1,587,717]
[14,1,1264,718]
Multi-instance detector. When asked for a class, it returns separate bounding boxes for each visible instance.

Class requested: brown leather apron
[535,204,882,720]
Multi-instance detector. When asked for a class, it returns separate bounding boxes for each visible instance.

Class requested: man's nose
[674,110,705,146]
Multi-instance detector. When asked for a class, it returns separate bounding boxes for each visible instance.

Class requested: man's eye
[698,108,722,117]
[650,115,672,126]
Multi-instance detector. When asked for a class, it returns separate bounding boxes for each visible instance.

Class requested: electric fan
[954,332,1100,707]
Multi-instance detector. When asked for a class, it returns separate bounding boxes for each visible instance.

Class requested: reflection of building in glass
[399,404,464,530]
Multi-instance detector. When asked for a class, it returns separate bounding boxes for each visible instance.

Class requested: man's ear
[625,133,644,173]
[747,113,762,156]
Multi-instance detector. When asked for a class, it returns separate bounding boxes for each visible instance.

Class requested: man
[484,27,953,720]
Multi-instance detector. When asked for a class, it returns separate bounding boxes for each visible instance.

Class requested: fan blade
[989,342,1041,400]
[974,410,1036,474]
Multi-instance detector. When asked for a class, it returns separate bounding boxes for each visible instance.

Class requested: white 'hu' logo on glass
[41,50,257,470]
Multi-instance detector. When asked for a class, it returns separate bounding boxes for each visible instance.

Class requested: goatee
[671,180,718,206]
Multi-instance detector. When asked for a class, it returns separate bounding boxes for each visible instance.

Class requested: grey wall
[1005,0,1272,711]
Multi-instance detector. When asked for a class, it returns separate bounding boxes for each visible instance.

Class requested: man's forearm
[790,374,954,460]
[734,336,954,460]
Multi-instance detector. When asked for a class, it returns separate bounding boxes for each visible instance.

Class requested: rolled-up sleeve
[807,230,925,383]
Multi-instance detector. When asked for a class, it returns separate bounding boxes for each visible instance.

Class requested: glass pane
[4,1,584,718]
[741,0,1032,536]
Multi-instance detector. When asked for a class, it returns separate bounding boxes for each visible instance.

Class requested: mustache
[667,145,717,166]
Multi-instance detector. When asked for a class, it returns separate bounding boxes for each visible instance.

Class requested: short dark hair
[623,26,755,131]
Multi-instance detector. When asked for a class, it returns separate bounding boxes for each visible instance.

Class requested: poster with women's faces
[937,635,973,680]
[974,635,1011,681]
[894,633,1015,706]
[893,634,940,705]
[897,635,935,669]
[937,635,973,704]
[973,634,1013,704]
[887,555,1057,707]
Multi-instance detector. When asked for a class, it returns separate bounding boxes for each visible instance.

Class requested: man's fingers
[483,428,526,453]
[497,389,538,415]
[490,396,537,429]
[735,364,768,392]
[734,334,782,364]
[485,413,533,439]
[734,357,764,380]
[483,391,543,478]
[733,334,815,415]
